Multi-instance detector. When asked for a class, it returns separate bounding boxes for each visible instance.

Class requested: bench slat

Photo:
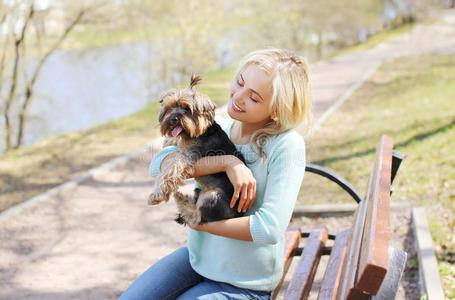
[336,135,393,300]
[285,227,328,300]
[273,229,302,299]
[336,196,369,300]
[317,228,350,300]
[356,135,393,294]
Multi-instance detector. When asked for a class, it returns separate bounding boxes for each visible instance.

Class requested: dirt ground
[1,9,454,300]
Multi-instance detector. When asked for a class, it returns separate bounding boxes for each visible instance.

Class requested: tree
[141,0,225,87]
[0,0,91,152]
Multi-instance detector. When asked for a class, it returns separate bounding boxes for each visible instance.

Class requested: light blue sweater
[149,116,306,291]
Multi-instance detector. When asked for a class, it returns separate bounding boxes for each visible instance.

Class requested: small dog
[148,74,246,227]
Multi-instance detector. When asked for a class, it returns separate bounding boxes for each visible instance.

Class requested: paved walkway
[1,10,454,300]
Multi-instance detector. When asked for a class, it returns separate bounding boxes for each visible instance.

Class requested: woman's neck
[231,120,270,145]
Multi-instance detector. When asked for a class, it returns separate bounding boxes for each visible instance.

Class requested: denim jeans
[119,247,272,300]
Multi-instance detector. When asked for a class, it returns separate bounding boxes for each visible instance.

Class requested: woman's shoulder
[264,129,305,161]
[264,130,306,170]
[268,129,305,151]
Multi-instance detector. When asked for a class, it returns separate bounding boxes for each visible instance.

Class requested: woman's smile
[231,100,245,113]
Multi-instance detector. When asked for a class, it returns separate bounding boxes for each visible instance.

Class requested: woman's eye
[250,97,259,103]
[236,79,243,86]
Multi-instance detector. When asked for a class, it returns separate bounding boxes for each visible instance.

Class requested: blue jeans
[119,247,272,300]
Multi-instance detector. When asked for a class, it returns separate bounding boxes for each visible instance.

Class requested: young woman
[119,48,312,300]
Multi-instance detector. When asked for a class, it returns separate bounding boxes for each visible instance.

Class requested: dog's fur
[148,74,246,227]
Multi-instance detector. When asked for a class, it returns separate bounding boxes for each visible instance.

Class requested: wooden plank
[317,228,350,300]
[285,227,328,300]
[337,136,393,300]
[335,193,369,300]
[273,229,302,299]
[355,135,393,294]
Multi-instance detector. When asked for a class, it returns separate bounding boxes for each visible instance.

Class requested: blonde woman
[120,48,312,300]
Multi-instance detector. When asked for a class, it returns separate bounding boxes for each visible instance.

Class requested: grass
[299,53,455,298]
[0,66,235,213]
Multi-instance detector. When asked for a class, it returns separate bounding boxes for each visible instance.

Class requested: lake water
[0,42,166,154]
[0,36,239,155]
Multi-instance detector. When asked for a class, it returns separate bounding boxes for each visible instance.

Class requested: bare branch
[3,2,34,152]
[0,29,11,109]
[14,8,87,149]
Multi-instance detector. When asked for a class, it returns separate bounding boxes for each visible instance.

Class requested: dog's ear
[196,94,216,117]
[158,89,178,122]
[158,89,178,105]
[158,109,166,123]
[195,94,216,136]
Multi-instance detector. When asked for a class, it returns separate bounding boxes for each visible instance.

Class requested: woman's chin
[227,108,238,120]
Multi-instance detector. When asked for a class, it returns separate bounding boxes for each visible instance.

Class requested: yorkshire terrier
[148,74,246,227]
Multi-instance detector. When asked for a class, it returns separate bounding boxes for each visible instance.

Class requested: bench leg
[371,247,407,300]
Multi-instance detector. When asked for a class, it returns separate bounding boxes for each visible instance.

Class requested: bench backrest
[336,135,393,299]
[274,135,395,300]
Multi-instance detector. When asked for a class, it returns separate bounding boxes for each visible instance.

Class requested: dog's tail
[190,73,202,89]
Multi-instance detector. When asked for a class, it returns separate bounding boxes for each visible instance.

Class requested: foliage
[64,0,423,67]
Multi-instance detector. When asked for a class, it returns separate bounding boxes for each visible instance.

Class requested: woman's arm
[160,153,257,212]
[192,216,253,242]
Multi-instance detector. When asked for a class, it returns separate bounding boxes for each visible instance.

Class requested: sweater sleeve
[149,145,180,177]
[249,134,306,244]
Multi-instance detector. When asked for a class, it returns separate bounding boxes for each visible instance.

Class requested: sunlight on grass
[439,261,455,298]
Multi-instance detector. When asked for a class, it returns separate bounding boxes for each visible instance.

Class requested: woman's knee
[119,247,202,300]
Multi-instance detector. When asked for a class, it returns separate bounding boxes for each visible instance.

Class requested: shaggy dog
[148,74,246,227]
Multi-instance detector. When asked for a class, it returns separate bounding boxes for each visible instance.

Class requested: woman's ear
[270,109,279,123]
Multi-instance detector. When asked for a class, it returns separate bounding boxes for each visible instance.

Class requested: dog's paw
[148,192,165,205]
[174,214,187,226]
[182,212,201,228]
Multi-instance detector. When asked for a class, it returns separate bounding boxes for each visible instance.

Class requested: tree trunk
[14,9,85,149]
[4,5,34,152]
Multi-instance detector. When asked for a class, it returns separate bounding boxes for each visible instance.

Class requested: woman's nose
[231,88,245,104]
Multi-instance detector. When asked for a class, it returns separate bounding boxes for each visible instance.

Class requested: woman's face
[227,64,273,129]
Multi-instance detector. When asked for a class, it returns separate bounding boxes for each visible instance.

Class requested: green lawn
[300,53,455,298]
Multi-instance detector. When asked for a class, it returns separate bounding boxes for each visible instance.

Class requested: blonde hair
[234,48,312,158]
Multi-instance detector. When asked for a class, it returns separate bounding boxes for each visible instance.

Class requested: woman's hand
[223,156,257,213]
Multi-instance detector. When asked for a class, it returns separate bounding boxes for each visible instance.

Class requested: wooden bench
[274,135,407,300]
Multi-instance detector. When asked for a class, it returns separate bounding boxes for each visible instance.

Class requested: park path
[1,10,454,300]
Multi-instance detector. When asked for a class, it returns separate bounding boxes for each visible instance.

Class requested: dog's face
[158,87,216,140]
